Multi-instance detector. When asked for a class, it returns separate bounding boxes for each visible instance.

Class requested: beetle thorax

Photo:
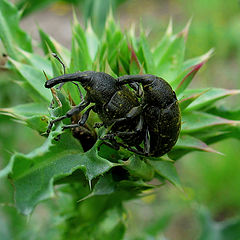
[83,72,119,105]
[143,78,177,108]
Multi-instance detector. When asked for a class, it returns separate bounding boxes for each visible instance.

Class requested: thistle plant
[1,0,240,239]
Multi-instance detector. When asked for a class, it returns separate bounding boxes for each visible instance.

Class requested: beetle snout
[45,79,57,88]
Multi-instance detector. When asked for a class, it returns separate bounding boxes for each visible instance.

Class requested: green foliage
[0,0,240,239]
[0,0,32,59]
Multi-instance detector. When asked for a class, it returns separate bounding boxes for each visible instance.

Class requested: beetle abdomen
[145,101,181,156]
[103,87,139,122]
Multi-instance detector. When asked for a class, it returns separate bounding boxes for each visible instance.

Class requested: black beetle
[117,74,181,156]
[45,69,181,157]
[45,71,146,155]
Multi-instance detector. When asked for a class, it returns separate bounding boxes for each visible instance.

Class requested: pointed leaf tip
[129,44,141,70]
[176,61,205,94]
[182,48,214,71]
[201,48,214,62]
[174,135,224,156]
[178,18,192,41]
[183,88,240,112]
[179,89,209,111]
[204,147,224,155]
[166,18,173,36]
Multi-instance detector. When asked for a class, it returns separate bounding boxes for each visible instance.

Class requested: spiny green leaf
[85,22,99,60]
[104,9,118,35]
[138,32,155,74]
[118,38,130,69]
[181,111,240,134]
[174,135,222,154]
[129,43,142,75]
[207,105,240,120]
[148,160,182,189]
[179,89,208,111]
[78,174,116,201]
[0,129,114,215]
[0,102,49,132]
[39,28,58,55]
[9,58,52,102]
[117,57,128,76]
[174,62,205,94]
[182,48,214,70]
[16,80,48,103]
[118,179,156,191]
[203,128,240,145]
[85,0,112,37]
[0,102,48,118]
[17,48,52,76]
[184,88,240,112]
[105,61,118,78]
[39,28,70,65]
[0,0,32,59]
[121,155,155,181]
[70,15,92,72]
[155,22,189,81]
[92,174,115,196]
[153,19,173,65]
[106,30,124,74]
[94,41,107,71]
[83,147,116,181]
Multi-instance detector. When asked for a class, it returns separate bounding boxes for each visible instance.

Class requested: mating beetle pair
[45,58,181,157]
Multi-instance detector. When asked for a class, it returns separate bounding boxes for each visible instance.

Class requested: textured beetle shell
[85,72,144,146]
[144,101,181,156]
[142,76,181,156]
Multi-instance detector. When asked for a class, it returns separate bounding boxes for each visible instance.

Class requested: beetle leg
[100,119,147,156]
[62,105,94,130]
[144,126,151,155]
[78,105,94,125]
[99,136,145,156]
[99,135,120,150]
[112,105,143,124]
[93,122,104,128]
[100,133,115,140]
[113,115,144,138]
[71,82,84,101]
[116,142,145,156]
[136,115,144,132]
[129,82,143,97]
[98,139,120,151]
[46,99,90,135]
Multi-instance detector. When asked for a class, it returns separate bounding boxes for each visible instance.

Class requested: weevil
[117,74,181,156]
[45,56,181,157]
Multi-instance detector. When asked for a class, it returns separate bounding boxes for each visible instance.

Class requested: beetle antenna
[52,53,66,90]
[51,53,83,100]
[52,53,66,75]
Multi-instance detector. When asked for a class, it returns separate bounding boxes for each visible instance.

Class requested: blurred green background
[1,0,240,239]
